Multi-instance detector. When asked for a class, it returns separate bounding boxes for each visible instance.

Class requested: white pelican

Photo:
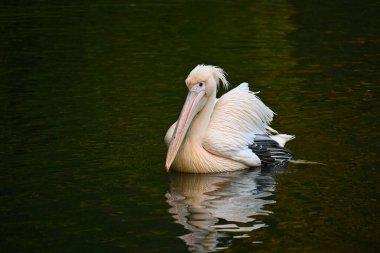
[165,64,294,173]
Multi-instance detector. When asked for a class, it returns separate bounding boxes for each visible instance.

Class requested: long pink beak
[165,89,206,172]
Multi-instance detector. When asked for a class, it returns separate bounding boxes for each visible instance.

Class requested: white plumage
[165,64,294,173]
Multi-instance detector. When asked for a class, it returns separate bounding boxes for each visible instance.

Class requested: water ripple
[166,168,277,252]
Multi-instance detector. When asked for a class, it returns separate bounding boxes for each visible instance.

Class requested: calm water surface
[1,0,379,252]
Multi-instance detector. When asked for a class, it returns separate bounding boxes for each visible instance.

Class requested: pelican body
[165,65,294,173]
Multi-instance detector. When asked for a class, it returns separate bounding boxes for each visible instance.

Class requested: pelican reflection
[166,168,277,252]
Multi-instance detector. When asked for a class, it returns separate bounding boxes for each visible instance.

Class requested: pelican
[165,64,294,173]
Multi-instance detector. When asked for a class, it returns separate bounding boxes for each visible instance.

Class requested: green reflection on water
[0,0,379,252]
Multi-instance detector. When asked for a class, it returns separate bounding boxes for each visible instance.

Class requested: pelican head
[165,65,230,172]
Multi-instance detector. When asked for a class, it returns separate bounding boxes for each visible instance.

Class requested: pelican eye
[199,82,204,87]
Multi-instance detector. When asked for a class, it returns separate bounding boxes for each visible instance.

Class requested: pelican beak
[165,87,206,172]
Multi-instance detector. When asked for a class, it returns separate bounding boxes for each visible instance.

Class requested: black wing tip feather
[249,134,293,167]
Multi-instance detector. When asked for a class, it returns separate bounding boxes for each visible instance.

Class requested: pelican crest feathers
[185,64,230,91]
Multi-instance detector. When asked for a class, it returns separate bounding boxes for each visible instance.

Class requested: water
[0,0,379,252]
[167,169,277,252]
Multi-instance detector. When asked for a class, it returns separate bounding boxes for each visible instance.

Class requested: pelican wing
[203,83,276,166]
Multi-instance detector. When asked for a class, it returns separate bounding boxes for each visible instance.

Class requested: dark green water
[1,0,379,252]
